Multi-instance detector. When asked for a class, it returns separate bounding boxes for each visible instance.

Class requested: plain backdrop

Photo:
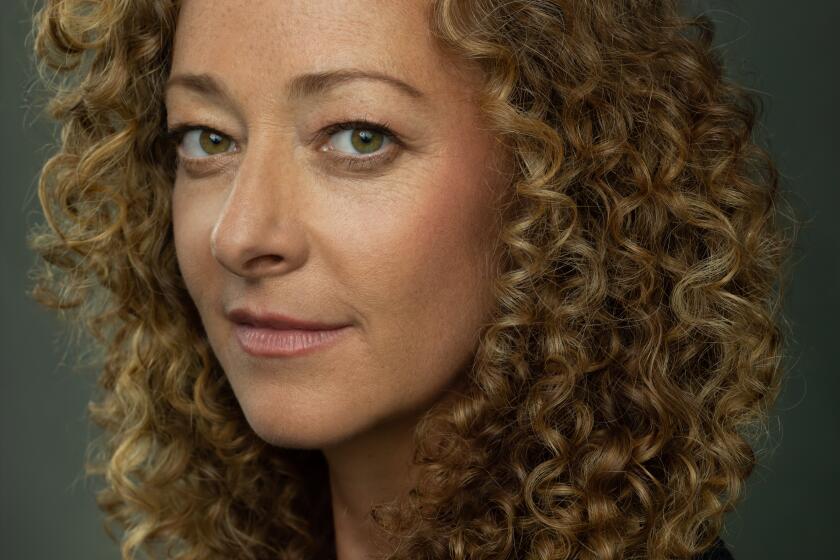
[2,1,837,558]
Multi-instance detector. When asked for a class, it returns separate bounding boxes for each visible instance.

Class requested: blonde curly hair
[28,0,796,558]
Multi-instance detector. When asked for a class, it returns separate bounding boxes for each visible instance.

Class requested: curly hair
[28,0,796,558]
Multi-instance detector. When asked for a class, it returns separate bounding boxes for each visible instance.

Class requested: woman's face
[166,0,508,450]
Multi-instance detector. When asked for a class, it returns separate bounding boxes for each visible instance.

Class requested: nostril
[241,254,286,276]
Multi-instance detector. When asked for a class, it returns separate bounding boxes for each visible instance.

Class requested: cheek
[340,144,501,394]
[171,182,218,305]
[390,144,500,314]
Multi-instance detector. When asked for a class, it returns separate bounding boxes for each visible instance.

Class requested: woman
[28,0,792,558]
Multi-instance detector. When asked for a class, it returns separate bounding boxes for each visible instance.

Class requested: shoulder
[695,538,734,560]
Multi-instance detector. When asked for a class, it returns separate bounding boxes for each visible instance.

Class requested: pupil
[350,129,383,154]
[210,134,222,144]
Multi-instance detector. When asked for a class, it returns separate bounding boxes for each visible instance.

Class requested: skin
[166,0,510,557]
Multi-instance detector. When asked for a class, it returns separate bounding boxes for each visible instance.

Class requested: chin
[232,386,372,451]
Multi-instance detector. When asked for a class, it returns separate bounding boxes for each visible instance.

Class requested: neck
[322,411,419,560]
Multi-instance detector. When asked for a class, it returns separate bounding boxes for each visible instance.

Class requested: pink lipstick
[227,308,351,358]
[233,324,350,357]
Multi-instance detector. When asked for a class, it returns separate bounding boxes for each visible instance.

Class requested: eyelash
[164,120,402,173]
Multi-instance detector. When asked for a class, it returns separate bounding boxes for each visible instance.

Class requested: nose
[210,140,309,279]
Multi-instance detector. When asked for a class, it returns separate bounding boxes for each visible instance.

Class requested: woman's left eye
[324,125,394,156]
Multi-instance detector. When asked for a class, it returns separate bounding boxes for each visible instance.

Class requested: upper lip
[227,308,349,331]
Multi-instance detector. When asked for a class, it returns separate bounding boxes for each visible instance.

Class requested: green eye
[328,124,393,156]
[198,130,232,154]
[349,129,384,154]
[173,128,236,158]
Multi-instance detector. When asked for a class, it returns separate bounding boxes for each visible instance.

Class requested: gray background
[3,1,837,558]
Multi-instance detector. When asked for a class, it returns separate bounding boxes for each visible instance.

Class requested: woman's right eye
[169,127,238,159]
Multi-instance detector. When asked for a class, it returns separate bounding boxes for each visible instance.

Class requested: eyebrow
[164,69,426,107]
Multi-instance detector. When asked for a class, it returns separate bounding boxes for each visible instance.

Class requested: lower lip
[234,324,351,358]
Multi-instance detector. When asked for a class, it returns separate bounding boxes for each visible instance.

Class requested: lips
[226,308,349,331]
[226,307,352,358]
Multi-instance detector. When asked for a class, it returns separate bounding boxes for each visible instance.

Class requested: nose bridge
[210,135,307,277]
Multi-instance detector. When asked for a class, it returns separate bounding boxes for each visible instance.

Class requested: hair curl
[28,0,796,558]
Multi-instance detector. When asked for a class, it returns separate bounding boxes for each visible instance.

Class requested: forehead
[170,0,472,103]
